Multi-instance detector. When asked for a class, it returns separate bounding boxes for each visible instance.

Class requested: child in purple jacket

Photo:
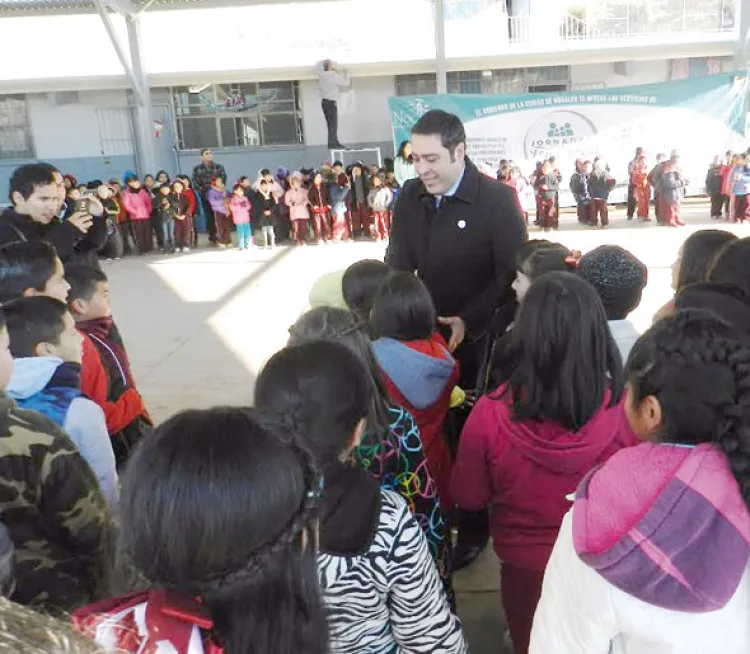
[207,178,231,249]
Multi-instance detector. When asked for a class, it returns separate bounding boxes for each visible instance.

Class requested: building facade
[0,0,742,194]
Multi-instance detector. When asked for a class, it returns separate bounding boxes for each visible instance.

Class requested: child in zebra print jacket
[256,340,468,654]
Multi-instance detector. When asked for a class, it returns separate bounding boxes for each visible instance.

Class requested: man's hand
[438,316,466,352]
[67,211,94,234]
[86,196,104,217]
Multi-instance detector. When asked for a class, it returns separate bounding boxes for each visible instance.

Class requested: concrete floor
[106,200,750,653]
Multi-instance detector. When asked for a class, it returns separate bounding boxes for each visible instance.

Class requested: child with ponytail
[255,340,467,654]
[73,407,328,654]
[531,310,750,654]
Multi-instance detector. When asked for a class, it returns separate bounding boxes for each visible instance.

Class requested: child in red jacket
[370,272,459,509]
[451,271,636,654]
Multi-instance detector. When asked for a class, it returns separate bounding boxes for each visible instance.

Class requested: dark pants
[590,198,609,226]
[710,193,725,218]
[151,212,164,249]
[175,216,193,250]
[120,220,138,255]
[199,194,217,243]
[735,195,750,222]
[501,563,545,654]
[724,194,731,219]
[626,181,635,218]
[312,210,332,241]
[351,204,370,236]
[215,212,232,245]
[322,99,339,148]
[539,197,557,230]
[131,220,153,253]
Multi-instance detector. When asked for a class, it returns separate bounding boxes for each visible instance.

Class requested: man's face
[411,133,465,195]
[40,257,71,303]
[13,183,60,224]
[202,150,214,165]
[0,327,14,391]
[44,311,83,365]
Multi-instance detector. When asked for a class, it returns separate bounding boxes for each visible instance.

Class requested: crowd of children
[54,160,401,257]
[2,159,750,654]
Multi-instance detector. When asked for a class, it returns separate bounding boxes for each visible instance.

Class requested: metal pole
[126,15,157,174]
[434,0,447,94]
[736,0,750,67]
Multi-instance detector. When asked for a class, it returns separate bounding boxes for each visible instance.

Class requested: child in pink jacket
[284,172,310,246]
[120,176,153,254]
[229,185,253,250]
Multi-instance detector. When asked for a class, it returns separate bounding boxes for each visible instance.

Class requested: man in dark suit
[387,109,527,568]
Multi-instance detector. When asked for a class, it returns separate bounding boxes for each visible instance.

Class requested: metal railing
[442,0,734,44]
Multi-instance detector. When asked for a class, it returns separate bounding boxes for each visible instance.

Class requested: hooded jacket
[451,386,637,570]
[372,334,458,508]
[530,443,750,654]
[6,358,118,509]
[0,392,112,611]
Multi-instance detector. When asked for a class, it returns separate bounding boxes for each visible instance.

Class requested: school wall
[0,58,721,199]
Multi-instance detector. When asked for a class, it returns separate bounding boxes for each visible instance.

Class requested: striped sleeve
[384,492,468,653]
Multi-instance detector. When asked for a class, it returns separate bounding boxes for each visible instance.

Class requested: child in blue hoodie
[370,272,460,509]
[4,297,118,509]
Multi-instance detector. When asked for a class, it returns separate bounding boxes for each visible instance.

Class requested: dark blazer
[386,158,527,335]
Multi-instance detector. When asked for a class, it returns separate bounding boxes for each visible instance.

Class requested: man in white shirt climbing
[316,60,350,149]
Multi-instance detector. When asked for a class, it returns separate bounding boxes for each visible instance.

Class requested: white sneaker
[183,247,190,253]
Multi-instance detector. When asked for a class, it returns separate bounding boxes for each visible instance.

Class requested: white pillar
[435,0,447,94]
[126,15,158,174]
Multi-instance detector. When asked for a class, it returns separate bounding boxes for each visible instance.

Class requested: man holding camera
[0,163,106,265]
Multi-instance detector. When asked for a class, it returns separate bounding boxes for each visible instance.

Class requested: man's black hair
[65,265,108,305]
[200,148,212,156]
[708,237,750,294]
[8,164,57,204]
[412,110,466,157]
[333,161,343,168]
[0,241,59,305]
[3,296,68,358]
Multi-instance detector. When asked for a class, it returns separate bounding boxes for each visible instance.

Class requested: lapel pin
[457,220,466,229]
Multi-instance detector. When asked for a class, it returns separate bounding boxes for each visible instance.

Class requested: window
[447,71,482,94]
[0,95,34,160]
[172,82,303,150]
[395,74,438,96]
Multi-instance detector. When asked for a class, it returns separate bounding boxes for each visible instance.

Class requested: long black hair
[288,307,391,437]
[496,271,623,430]
[370,272,436,341]
[255,340,370,469]
[117,407,327,654]
[676,229,737,291]
[626,310,750,505]
[516,242,576,281]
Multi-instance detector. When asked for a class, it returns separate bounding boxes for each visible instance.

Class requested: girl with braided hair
[72,407,327,654]
[255,339,467,654]
[531,310,750,654]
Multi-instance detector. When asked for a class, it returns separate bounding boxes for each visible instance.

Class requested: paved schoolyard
[106,200,750,653]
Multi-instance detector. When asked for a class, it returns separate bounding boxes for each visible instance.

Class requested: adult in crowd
[0,164,107,265]
[191,148,227,245]
[316,60,350,149]
[626,146,644,220]
[394,141,418,187]
[386,109,527,568]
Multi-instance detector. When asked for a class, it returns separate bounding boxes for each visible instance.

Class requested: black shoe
[451,542,485,571]
[627,215,633,220]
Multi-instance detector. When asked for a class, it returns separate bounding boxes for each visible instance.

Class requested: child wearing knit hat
[578,245,648,365]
